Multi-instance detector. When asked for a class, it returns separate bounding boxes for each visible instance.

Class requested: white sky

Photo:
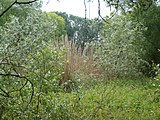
[42,0,111,19]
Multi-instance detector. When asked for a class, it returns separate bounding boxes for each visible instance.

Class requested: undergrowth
[44,77,160,120]
[50,38,160,120]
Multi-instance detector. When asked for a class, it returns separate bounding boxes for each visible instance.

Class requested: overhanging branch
[98,0,118,23]
[0,0,38,18]
[16,0,38,4]
[98,0,109,23]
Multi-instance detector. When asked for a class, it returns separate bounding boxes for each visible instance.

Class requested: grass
[45,77,160,120]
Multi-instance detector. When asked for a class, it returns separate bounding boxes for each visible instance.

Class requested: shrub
[0,11,65,119]
[94,15,147,79]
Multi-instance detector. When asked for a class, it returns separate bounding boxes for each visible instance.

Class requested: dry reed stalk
[62,36,103,82]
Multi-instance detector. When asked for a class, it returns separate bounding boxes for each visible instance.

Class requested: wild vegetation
[0,0,160,119]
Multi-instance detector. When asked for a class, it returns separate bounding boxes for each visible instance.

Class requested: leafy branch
[0,0,38,18]
[0,87,12,98]
[0,73,34,110]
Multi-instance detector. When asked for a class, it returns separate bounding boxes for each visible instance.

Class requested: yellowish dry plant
[61,36,103,84]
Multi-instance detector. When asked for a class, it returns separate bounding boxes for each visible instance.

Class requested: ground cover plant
[51,77,160,120]
[2,76,159,120]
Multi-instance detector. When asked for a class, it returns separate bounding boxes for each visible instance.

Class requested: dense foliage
[0,0,41,26]
[94,15,147,78]
[55,12,101,52]
[47,12,66,37]
[134,5,160,64]
[0,11,65,119]
[0,0,160,119]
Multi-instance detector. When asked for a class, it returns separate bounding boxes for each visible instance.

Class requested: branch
[98,0,118,24]
[107,9,118,21]
[0,0,38,18]
[16,0,38,4]
[25,79,34,111]
[98,0,109,23]
[0,73,34,110]
[0,1,16,18]
[19,81,28,102]
[0,87,12,98]
[84,0,87,19]
[0,73,26,79]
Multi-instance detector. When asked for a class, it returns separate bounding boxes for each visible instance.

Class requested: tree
[55,12,101,54]
[0,10,65,119]
[0,0,41,26]
[47,12,66,37]
[135,5,160,64]
[1,0,159,24]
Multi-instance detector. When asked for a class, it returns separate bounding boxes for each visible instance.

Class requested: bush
[94,15,147,79]
[0,12,65,119]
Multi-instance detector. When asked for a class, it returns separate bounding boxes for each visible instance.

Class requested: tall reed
[61,36,103,85]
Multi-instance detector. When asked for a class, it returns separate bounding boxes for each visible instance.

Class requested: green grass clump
[46,78,160,120]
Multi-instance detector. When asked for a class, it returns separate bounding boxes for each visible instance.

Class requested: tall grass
[60,36,103,86]
[45,78,160,120]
